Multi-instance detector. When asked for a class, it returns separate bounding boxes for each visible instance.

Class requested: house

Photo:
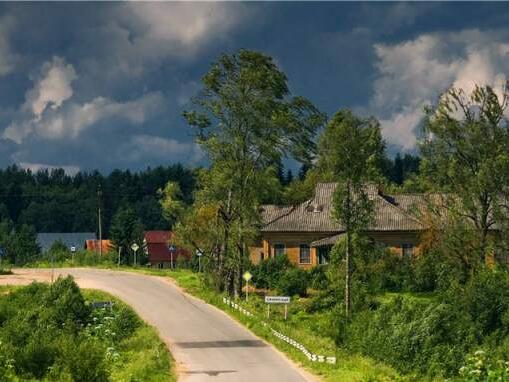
[250,183,426,268]
[144,231,191,268]
[85,240,112,254]
[37,232,96,253]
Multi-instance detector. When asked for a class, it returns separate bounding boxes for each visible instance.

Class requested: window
[299,244,311,264]
[317,246,330,265]
[402,244,414,259]
[495,252,509,265]
[274,243,285,257]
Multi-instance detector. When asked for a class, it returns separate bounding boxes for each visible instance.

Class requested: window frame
[273,243,286,257]
[401,243,414,259]
[299,243,311,264]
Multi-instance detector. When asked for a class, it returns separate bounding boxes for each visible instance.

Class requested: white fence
[222,297,336,364]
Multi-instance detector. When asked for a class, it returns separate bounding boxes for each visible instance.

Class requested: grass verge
[82,289,176,382]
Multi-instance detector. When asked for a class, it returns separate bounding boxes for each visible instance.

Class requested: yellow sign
[242,271,252,282]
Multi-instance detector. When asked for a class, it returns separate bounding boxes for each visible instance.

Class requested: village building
[144,230,191,268]
[250,183,427,268]
[85,239,112,254]
[37,232,96,253]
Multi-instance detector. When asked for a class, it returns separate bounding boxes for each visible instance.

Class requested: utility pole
[97,185,103,258]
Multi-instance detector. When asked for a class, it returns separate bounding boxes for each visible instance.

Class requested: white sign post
[131,243,139,266]
[70,245,76,265]
[265,296,291,320]
[169,244,176,269]
[243,271,252,302]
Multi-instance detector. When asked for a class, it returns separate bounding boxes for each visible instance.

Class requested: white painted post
[284,303,288,320]
[246,279,249,302]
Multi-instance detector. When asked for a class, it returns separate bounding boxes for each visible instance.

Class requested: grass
[82,289,176,382]
[0,267,12,275]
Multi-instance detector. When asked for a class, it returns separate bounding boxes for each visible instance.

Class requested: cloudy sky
[0,2,508,173]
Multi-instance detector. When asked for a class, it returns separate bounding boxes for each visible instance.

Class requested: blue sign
[0,248,4,257]
[168,245,176,252]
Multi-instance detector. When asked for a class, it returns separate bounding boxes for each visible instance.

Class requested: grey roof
[260,183,425,233]
[37,232,96,252]
[310,234,345,247]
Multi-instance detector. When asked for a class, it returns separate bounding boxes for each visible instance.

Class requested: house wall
[250,231,423,269]
[249,232,333,269]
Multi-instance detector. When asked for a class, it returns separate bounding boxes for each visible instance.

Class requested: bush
[176,254,190,269]
[277,267,309,297]
[345,296,478,377]
[304,289,338,313]
[0,276,146,381]
[443,269,509,338]
[45,240,71,263]
[459,350,509,382]
[251,254,293,289]
[308,265,329,290]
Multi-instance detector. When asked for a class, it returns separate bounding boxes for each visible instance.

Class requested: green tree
[183,50,325,295]
[8,224,40,265]
[158,181,185,228]
[421,84,509,266]
[317,109,385,316]
[109,206,144,265]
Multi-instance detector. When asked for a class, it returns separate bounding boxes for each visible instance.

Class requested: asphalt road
[0,268,313,382]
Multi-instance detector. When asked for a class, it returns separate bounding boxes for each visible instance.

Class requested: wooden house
[250,183,426,268]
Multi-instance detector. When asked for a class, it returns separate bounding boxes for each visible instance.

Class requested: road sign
[196,251,203,257]
[131,243,139,252]
[0,248,4,257]
[265,296,291,320]
[70,246,76,253]
[265,296,290,304]
[243,271,252,281]
[169,244,176,252]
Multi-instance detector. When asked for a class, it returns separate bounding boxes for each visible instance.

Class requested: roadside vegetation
[0,276,174,382]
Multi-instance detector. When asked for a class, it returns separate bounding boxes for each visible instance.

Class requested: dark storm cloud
[0,2,509,172]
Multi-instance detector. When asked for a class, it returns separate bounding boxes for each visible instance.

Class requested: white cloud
[18,162,80,176]
[370,29,509,150]
[2,55,166,144]
[122,134,204,164]
[3,92,165,143]
[127,2,243,47]
[26,56,77,118]
[36,92,165,140]
[77,3,249,80]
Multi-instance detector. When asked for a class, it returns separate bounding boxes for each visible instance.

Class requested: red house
[143,231,190,268]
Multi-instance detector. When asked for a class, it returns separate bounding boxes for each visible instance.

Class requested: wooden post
[267,304,270,319]
[284,304,288,320]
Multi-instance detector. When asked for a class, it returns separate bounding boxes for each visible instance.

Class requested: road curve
[0,268,313,382]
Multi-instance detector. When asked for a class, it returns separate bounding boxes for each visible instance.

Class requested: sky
[0,2,509,174]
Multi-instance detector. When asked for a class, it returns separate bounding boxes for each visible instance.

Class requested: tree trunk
[221,189,233,294]
[345,230,352,317]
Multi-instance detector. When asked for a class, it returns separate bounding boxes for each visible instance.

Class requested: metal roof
[37,232,96,252]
